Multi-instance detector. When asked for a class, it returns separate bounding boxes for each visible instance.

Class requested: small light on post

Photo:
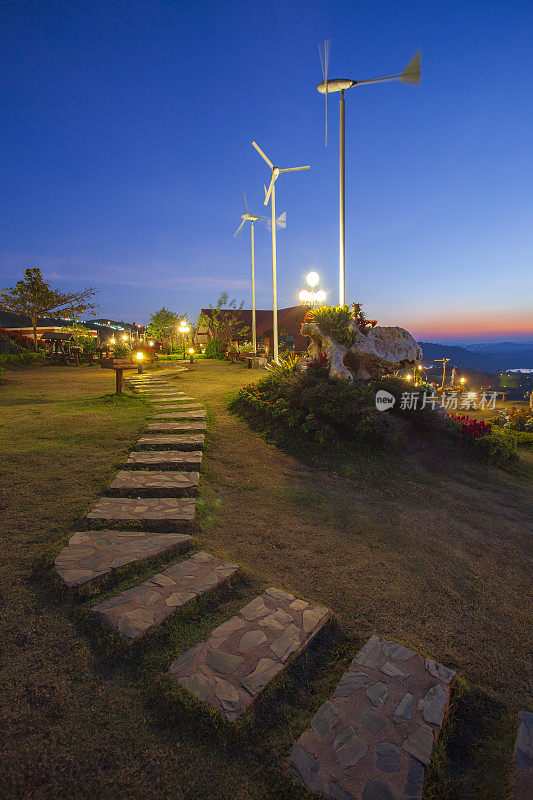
[136,350,144,374]
[188,347,195,364]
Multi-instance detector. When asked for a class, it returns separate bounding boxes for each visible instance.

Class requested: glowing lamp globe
[306,271,320,288]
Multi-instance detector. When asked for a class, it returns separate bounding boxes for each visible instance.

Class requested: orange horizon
[388,311,533,341]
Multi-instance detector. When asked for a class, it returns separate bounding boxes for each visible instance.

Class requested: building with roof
[197,305,309,352]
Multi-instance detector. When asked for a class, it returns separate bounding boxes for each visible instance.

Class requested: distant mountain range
[418,341,533,372]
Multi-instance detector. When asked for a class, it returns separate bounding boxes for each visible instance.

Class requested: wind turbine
[252,141,310,363]
[318,42,421,305]
[233,191,285,354]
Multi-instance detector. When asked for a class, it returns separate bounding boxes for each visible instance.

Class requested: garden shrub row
[0,352,44,366]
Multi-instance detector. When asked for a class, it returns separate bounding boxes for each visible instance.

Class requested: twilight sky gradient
[1,0,532,343]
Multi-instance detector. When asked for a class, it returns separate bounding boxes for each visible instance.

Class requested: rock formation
[300,320,422,381]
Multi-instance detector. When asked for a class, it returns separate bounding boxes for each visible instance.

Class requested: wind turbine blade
[263,184,268,201]
[252,141,274,169]
[400,51,421,85]
[279,165,310,172]
[242,190,248,214]
[263,174,276,206]
[233,220,246,238]
[318,39,331,146]
[276,211,286,230]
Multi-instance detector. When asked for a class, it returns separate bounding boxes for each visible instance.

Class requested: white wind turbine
[252,141,310,363]
[233,191,286,354]
[318,41,421,305]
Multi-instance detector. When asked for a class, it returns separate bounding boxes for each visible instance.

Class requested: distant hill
[418,342,533,372]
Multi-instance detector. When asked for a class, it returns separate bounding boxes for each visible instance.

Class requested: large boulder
[300,321,422,381]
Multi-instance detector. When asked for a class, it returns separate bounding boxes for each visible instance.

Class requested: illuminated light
[306,271,320,288]
[418,365,423,370]
[316,289,326,302]
[109,337,116,345]
[460,377,466,384]
[299,289,310,302]
[122,334,128,341]
[135,351,144,360]
[188,348,195,355]
[148,340,154,347]
[405,374,412,381]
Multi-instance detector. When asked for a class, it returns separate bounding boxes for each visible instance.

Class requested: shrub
[304,305,359,347]
[474,432,519,467]
[204,337,225,359]
[112,342,131,359]
[489,406,533,432]
[0,327,36,354]
[0,352,44,366]
[230,364,401,450]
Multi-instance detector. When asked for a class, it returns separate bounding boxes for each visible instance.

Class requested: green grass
[0,361,531,799]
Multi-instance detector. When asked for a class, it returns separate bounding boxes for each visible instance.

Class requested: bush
[304,305,359,347]
[450,414,492,441]
[0,327,36,354]
[0,352,44,366]
[112,342,131,359]
[230,364,401,449]
[204,337,225,359]
[489,406,533,432]
[474,432,519,467]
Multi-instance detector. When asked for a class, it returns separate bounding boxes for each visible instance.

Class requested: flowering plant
[450,414,492,441]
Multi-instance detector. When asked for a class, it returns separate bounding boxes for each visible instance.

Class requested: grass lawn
[0,360,531,799]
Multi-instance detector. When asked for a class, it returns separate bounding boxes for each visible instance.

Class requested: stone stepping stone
[152,411,204,418]
[137,435,205,449]
[169,588,330,722]
[152,402,198,410]
[92,551,239,641]
[514,711,533,800]
[125,450,203,469]
[146,422,206,432]
[147,409,206,419]
[151,403,203,411]
[147,395,196,402]
[136,389,186,395]
[288,635,456,800]
[87,497,195,524]
[54,530,192,587]
[107,470,199,494]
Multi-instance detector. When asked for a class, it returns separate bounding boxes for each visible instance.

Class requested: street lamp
[178,321,190,359]
[135,351,144,374]
[299,272,327,306]
[188,347,195,364]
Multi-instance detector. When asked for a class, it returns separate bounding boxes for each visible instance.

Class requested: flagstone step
[92,551,239,642]
[152,411,204,418]
[135,389,186,395]
[146,422,207,433]
[87,497,195,524]
[152,402,197,409]
[150,403,203,411]
[137,434,205,449]
[147,410,206,419]
[148,396,195,403]
[125,450,203,469]
[288,635,456,800]
[54,530,192,587]
[107,470,199,494]
[169,588,330,722]
[514,711,533,800]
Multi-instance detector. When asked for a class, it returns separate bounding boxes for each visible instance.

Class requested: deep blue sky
[1,0,532,342]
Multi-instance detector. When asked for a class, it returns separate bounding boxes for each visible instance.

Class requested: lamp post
[136,351,144,374]
[299,271,327,307]
[188,347,195,364]
[178,321,190,359]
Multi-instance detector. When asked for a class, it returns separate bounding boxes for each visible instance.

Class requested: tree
[197,293,249,345]
[146,308,181,353]
[0,268,99,350]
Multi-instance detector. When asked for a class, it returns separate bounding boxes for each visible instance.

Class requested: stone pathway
[137,434,205,449]
[147,409,206,419]
[288,635,456,800]
[169,588,330,721]
[107,470,199,493]
[87,497,195,524]
[146,422,207,432]
[92,551,239,641]
[152,410,203,417]
[125,450,203,468]
[514,711,533,800]
[54,530,192,586]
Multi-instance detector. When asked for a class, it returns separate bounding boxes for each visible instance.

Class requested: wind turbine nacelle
[317,78,356,94]
[242,213,260,222]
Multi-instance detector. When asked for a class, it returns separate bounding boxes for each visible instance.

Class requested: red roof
[200,305,307,337]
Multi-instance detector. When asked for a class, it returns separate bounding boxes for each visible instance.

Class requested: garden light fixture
[317,42,421,305]
[135,350,144,374]
[188,347,195,364]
